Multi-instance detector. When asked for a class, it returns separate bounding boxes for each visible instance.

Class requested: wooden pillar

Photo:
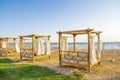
[73,34,76,52]
[6,38,9,57]
[14,38,16,52]
[32,35,35,63]
[88,32,91,72]
[20,37,23,60]
[58,33,62,66]
[48,35,50,40]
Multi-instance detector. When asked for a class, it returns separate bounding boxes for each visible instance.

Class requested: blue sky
[0,0,120,42]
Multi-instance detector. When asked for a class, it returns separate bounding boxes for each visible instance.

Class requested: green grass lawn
[0,58,83,80]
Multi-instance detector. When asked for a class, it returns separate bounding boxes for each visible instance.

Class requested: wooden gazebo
[57,29,102,72]
[0,37,19,57]
[20,34,51,62]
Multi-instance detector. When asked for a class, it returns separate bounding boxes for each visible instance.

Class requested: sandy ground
[81,50,120,80]
[2,50,120,80]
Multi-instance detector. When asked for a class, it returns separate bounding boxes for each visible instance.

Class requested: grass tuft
[0,58,13,63]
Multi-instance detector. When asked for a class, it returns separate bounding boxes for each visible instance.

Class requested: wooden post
[88,31,91,72]
[6,38,9,57]
[14,38,16,52]
[20,37,23,60]
[58,33,62,66]
[48,35,50,40]
[32,35,35,63]
[73,34,76,52]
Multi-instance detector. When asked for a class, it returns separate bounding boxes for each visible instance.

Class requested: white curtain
[16,40,20,52]
[97,40,103,59]
[2,41,6,48]
[34,39,37,53]
[45,39,51,55]
[36,38,41,55]
[36,38,45,55]
[90,35,97,64]
[41,39,45,54]
[64,38,68,51]
[60,37,68,51]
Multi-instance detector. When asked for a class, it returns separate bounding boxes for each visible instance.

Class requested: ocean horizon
[8,42,120,50]
[50,42,120,50]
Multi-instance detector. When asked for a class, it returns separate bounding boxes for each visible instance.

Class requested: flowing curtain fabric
[64,38,68,51]
[36,38,41,55]
[45,39,51,55]
[36,38,50,55]
[16,40,20,52]
[2,41,6,48]
[90,35,97,64]
[97,40,102,59]
[60,37,68,51]
[40,39,45,54]
[36,38,45,55]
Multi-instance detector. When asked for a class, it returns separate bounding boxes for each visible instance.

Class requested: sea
[9,42,120,50]
[50,42,120,50]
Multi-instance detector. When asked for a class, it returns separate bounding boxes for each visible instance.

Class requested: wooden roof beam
[0,37,19,40]
[57,29,94,34]
[20,34,50,38]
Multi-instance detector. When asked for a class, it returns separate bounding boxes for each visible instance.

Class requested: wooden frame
[20,34,51,63]
[57,29,102,72]
[0,37,19,57]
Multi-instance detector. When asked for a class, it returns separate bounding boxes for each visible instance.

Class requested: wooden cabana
[57,29,102,72]
[0,37,19,57]
[20,34,51,62]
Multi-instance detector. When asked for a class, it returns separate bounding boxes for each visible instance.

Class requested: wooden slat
[61,62,88,67]
[60,51,88,53]
[21,49,32,50]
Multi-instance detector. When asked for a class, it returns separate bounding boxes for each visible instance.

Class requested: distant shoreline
[50,42,120,44]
